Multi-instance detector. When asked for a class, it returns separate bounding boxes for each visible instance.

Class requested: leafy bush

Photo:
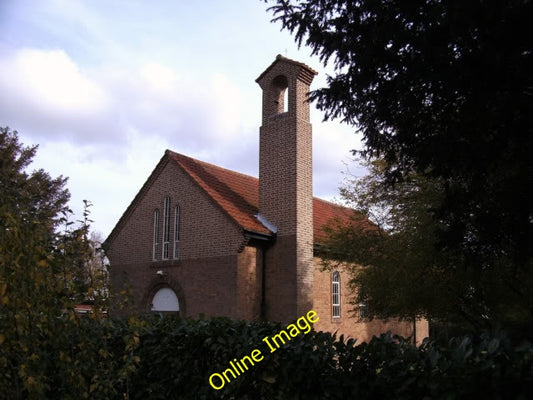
[1,312,532,399]
[124,316,533,400]
[0,127,128,399]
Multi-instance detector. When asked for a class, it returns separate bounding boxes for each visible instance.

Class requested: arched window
[271,74,289,115]
[151,287,179,313]
[162,197,170,259]
[332,271,341,318]
[152,209,160,260]
[282,82,289,113]
[173,205,180,259]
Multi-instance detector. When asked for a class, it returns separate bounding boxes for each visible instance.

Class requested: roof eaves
[243,229,275,242]
[255,54,318,83]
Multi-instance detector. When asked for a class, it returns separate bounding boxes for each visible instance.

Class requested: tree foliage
[0,127,69,231]
[322,160,533,333]
[0,127,126,398]
[267,0,533,271]
[0,128,531,397]
[267,0,533,336]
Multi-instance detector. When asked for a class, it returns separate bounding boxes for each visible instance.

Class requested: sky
[0,0,364,238]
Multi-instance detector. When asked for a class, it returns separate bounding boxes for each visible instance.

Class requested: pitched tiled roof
[167,150,361,243]
[313,197,352,243]
[167,151,269,235]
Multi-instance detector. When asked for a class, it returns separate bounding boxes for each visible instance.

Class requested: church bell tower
[256,55,317,323]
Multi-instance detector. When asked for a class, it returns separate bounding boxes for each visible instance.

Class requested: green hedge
[1,314,532,399]
[0,313,136,399]
[129,316,533,400]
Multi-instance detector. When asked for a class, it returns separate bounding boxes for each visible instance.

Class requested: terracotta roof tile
[313,197,350,242]
[168,150,269,235]
[168,150,362,242]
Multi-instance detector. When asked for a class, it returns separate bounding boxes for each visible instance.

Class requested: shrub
[126,316,533,400]
[2,312,532,399]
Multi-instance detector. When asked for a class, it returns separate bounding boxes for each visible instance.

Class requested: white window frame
[162,197,170,260]
[173,205,180,259]
[152,209,160,261]
[332,271,341,318]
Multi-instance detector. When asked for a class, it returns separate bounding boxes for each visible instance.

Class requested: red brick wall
[312,258,429,344]
[257,57,315,323]
[107,158,251,317]
[236,246,262,320]
[263,236,298,322]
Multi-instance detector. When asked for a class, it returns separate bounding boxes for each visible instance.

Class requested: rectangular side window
[173,205,180,259]
[162,197,170,260]
[152,209,160,261]
[332,271,341,318]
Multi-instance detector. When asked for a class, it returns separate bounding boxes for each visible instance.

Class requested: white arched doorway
[151,287,180,313]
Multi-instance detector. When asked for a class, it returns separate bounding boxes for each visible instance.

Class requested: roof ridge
[105,149,367,247]
[274,54,318,74]
[314,196,340,205]
[167,150,354,206]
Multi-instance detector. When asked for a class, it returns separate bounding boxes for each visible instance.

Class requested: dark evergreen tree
[0,127,113,398]
[322,159,533,334]
[267,0,533,332]
[0,126,70,230]
[267,0,533,270]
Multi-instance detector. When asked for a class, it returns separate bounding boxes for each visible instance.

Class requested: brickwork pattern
[256,56,316,323]
[312,258,429,344]
[236,246,262,320]
[107,160,250,317]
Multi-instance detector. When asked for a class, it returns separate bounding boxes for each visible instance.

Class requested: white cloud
[106,62,247,154]
[4,48,106,111]
[312,114,363,200]
[0,48,249,154]
[140,62,179,93]
[209,72,243,136]
[0,1,366,237]
[0,48,115,145]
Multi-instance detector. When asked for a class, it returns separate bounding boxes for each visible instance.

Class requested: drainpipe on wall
[260,245,267,320]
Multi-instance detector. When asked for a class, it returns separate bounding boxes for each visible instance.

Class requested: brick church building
[104,55,428,342]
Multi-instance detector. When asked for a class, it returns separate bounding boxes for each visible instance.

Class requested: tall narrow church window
[152,209,160,261]
[162,197,170,259]
[173,205,180,259]
[332,271,341,318]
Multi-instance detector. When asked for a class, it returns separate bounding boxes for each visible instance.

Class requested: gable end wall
[107,160,248,316]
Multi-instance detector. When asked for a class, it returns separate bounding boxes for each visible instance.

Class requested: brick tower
[256,55,317,323]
